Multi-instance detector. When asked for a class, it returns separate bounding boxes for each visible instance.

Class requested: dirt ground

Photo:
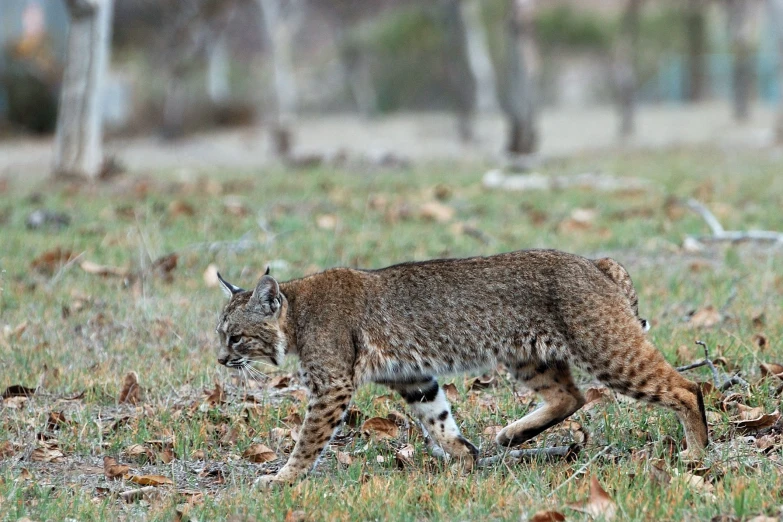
[0,102,779,179]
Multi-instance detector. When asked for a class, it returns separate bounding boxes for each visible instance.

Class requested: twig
[547,444,613,498]
[477,445,573,467]
[686,199,783,244]
[118,486,156,502]
[676,340,749,391]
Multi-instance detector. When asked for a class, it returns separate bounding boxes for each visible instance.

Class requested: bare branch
[686,199,783,243]
[677,340,749,391]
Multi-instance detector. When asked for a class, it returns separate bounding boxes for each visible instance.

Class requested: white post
[53,0,113,179]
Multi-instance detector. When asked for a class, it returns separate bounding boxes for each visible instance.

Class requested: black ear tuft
[264,266,271,276]
[217,272,244,298]
[250,275,281,315]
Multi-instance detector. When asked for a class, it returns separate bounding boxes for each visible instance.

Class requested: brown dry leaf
[568,475,617,521]
[442,383,459,402]
[268,375,293,389]
[32,446,65,463]
[395,443,415,468]
[204,382,225,405]
[152,253,178,282]
[689,306,722,328]
[419,201,455,223]
[242,444,277,463]
[336,451,353,466]
[584,386,612,410]
[103,456,130,480]
[191,449,206,460]
[736,404,765,421]
[3,322,28,340]
[30,247,78,274]
[157,448,174,464]
[118,371,141,405]
[79,261,129,278]
[751,334,768,351]
[746,516,778,522]
[46,411,68,430]
[124,444,153,461]
[649,458,671,487]
[284,510,307,522]
[483,425,503,437]
[0,441,15,459]
[732,410,780,434]
[316,214,338,230]
[127,474,174,486]
[528,511,566,522]
[466,373,495,391]
[168,200,195,217]
[19,468,33,481]
[2,384,36,398]
[361,417,399,439]
[760,362,783,380]
[676,471,715,500]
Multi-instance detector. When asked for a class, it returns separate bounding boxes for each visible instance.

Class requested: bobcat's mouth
[223,356,248,368]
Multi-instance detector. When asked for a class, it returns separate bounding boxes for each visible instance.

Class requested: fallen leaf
[118,371,141,405]
[751,334,768,351]
[284,510,307,522]
[157,448,174,464]
[0,441,15,459]
[46,411,68,430]
[31,446,65,463]
[191,449,206,460]
[584,386,612,410]
[127,474,174,486]
[79,261,128,277]
[152,253,178,282]
[483,425,503,437]
[732,410,780,434]
[466,373,495,391]
[419,201,455,223]
[395,444,415,468]
[736,404,765,421]
[568,475,617,521]
[3,322,28,340]
[336,451,353,466]
[689,306,721,328]
[204,382,225,405]
[316,214,338,230]
[648,458,671,487]
[268,375,293,389]
[168,200,195,217]
[103,456,130,480]
[19,468,33,480]
[760,362,783,380]
[242,444,277,463]
[361,417,399,439]
[675,470,715,500]
[124,444,152,461]
[442,383,459,402]
[528,511,566,522]
[2,384,36,398]
[30,247,78,274]
[746,516,778,522]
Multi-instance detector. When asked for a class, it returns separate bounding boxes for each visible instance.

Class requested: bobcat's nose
[217,354,229,366]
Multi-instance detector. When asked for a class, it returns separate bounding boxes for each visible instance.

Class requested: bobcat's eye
[228,335,242,347]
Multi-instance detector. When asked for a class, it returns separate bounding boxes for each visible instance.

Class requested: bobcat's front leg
[257,379,354,487]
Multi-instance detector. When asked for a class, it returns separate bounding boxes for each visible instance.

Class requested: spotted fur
[215,249,708,486]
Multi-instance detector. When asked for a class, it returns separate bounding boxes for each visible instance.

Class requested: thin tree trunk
[684,0,708,102]
[53,0,113,179]
[769,0,783,142]
[256,0,301,158]
[207,35,231,105]
[727,0,754,122]
[459,0,499,113]
[614,0,641,139]
[504,0,539,155]
[442,0,477,142]
[335,24,377,117]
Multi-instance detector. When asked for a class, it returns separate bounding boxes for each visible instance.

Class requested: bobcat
[215,249,708,487]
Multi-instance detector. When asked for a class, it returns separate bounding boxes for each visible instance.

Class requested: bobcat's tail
[592,257,650,331]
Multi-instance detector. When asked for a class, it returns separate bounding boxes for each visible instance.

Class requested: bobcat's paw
[254,473,295,489]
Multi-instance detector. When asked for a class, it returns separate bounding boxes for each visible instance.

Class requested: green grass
[1,148,782,521]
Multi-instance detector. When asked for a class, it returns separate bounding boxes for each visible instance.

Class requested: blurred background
[0,0,781,178]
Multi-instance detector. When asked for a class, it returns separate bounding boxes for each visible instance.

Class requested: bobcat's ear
[217,272,244,298]
[250,275,281,316]
[264,266,270,276]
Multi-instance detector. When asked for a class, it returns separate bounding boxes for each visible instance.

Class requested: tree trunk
[504,0,539,155]
[769,0,783,142]
[441,0,477,142]
[334,24,377,117]
[614,0,641,139]
[53,0,113,179]
[684,0,708,102]
[727,0,754,122]
[256,0,301,158]
[207,35,231,105]
[459,0,499,113]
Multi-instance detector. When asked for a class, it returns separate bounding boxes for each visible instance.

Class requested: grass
[1,147,782,521]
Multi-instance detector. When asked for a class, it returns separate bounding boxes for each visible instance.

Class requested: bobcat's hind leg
[496,360,585,447]
[385,377,478,463]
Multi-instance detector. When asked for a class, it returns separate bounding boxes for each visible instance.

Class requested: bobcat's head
[215,270,287,369]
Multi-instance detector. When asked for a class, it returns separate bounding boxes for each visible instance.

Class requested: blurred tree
[53,0,113,179]
[726,0,754,121]
[459,0,499,114]
[614,0,641,139]
[768,0,783,142]
[684,0,708,101]
[441,0,476,142]
[255,0,303,158]
[504,0,539,155]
